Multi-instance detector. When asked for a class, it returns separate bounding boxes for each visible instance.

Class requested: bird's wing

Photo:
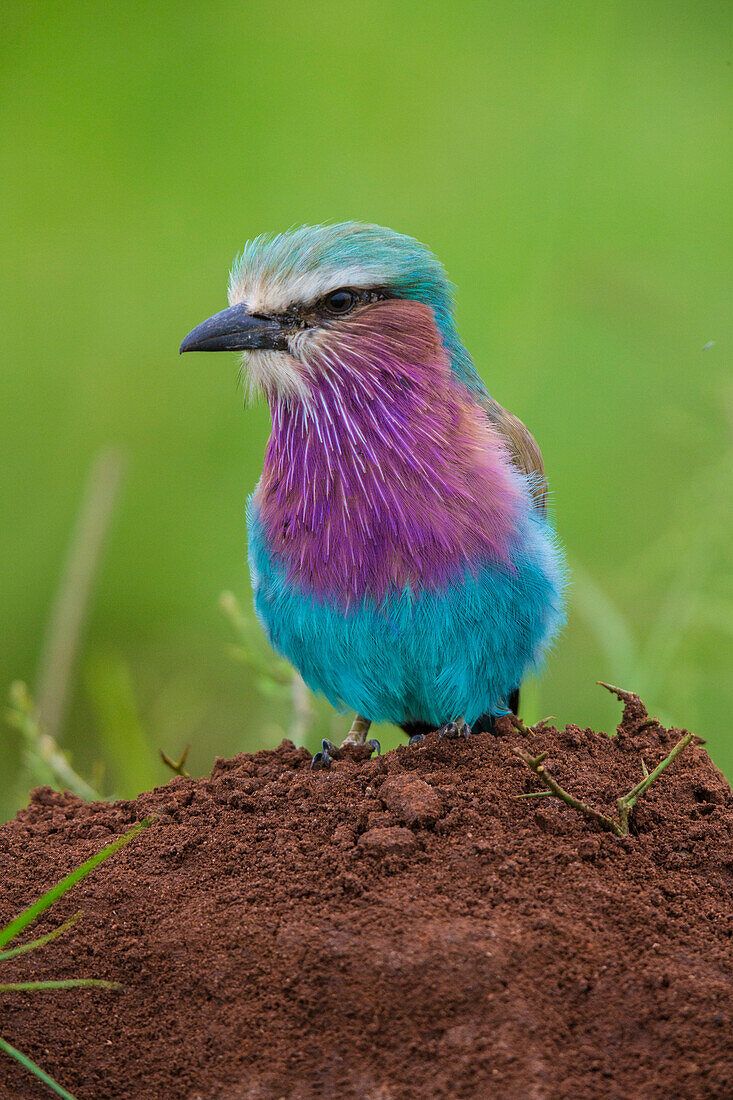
[478,393,548,517]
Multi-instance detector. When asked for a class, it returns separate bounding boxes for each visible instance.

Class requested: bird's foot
[311,739,339,769]
[312,737,380,769]
[438,719,472,741]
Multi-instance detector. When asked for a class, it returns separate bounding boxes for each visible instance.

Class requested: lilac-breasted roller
[181,223,565,758]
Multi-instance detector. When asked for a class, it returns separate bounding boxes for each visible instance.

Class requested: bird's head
[180,222,480,401]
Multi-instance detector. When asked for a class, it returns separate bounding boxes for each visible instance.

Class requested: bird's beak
[179,303,290,354]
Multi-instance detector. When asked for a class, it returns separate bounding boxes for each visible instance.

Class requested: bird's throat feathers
[255,300,525,602]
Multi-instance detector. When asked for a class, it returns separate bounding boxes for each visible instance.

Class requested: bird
[180,222,565,761]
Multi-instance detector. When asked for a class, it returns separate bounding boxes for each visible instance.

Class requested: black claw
[438,720,472,741]
[366,738,381,756]
[408,733,425,746]
[311,738,338,770]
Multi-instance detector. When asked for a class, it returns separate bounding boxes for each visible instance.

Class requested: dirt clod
[357,825,419,854]
[379,772,443,827]
[0,710,731,1099]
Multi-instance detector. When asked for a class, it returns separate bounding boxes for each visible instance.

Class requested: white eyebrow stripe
[228,265,388,314]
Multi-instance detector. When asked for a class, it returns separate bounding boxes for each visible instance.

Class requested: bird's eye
[324,289,356,315]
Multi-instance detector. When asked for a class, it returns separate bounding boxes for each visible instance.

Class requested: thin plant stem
[515,727,695,837]
[616,731,695,833]
[36,447,127,740]
[0,1036,78,1100]
[0,979,122,993]
[515,749,623,835]
[0,915,80,962]
[596,681,640,705]
[6,682,102,802]
[160,745,191,778]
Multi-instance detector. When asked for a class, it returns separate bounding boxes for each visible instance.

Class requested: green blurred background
[1,0,731,818]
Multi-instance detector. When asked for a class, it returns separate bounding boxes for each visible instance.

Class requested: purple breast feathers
[256,300,525,603]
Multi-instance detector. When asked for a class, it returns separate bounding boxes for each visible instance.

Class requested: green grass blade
[0,1035,78,1100]
[570,563,640,688]
[0,979,122,992]
[84,656,158,796]
[0,816,153,950]
[0,914,80,961]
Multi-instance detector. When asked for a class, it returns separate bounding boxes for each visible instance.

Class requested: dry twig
[515,748,622,834]
[596,681,639,704]
[615,730,694,834]
[515,728,695,837]
[159,744,191,778]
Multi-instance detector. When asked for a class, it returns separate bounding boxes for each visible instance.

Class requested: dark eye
[324,288,356,315]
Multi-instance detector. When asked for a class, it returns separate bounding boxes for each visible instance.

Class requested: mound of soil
[0,695,731,1100]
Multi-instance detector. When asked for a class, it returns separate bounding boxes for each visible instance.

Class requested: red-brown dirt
[0,695,731,1099]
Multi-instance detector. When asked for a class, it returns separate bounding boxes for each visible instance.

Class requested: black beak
[179,303,290,354]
